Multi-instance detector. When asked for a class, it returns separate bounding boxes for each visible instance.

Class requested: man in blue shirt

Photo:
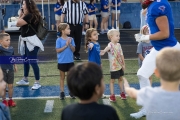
[131,0,180,119]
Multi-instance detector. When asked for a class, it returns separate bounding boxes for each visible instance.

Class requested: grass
[10,59,159,120]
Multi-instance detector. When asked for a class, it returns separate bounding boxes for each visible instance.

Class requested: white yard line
[44,100,54,113]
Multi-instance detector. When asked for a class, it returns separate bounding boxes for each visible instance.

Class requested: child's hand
[100,50,105,55]
[66,38,72,46]
[122,65,125,71]
[88,43,94,50]
[14,65,18,73]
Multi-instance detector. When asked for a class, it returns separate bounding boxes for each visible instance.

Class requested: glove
[135,33,150,42]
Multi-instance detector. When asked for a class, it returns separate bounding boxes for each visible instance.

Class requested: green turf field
[10,60,159,120]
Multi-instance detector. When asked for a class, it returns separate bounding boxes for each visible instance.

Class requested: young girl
[111,0,121,29]
[101,29,126,102]
[100,0,109,34]
[54,0,64,37]
[88,0,98,29]
[56,23,75,100]
[85,28,101,66]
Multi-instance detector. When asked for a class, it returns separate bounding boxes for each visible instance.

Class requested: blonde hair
[156,47,180,81]
[58,23,69,35]
[84,28,97,52]
[107,29,119,40]
[0,33,10,41]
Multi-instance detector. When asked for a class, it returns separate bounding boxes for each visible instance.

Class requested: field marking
[102,99,111,105]
[44,100,54,113]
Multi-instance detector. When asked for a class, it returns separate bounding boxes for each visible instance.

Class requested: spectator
[0,3,5,33]
[16,0,44,90]
[111,0,121,29]
[61,0,89,60]
[82,0,89,35]
[88,0,98,29]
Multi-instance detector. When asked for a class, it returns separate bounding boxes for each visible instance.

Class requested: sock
[137,75,151,89]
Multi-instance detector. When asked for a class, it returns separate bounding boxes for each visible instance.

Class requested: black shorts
[58,63,74,72]
[110,69,124,79]
[2,69,14,84]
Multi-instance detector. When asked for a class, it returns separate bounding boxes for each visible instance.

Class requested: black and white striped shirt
[62,0,88,25]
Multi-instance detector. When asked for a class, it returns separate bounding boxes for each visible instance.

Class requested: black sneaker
[74,56,81,60]
[60,92,65,100]
[69,92,76,99]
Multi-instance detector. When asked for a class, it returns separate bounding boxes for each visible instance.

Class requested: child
[0,67,11,120]
[85,28,101,66]
[0,33,17,107]
[61,62,120,120]
[125,47,180,120]
[56,23,76,100]
[100,0,110,34]
[101,29,126,101]
[137,25,153,85]
[88,0,98,29]
[111,0,121,29]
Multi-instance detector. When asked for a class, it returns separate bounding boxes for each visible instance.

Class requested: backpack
[29,17,48,40]
[123,21,131,29]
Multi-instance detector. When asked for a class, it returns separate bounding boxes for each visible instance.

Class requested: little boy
[125,47,180,120]
[0,33,17,107]
[101,29,126,102]
[0,67,11,120]
[61,62,119,120]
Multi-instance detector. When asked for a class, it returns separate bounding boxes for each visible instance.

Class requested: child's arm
[100,46,110,55]
[69,44,75,52]
[14,64,17,72]
[125,87,138,99]
[56,45,68,53]
[138,54,144,61]
[68,38,75,52]
[121,54,125,70]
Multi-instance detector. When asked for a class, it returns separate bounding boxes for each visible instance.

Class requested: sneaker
[109,94,116,102]
[82,31,86,35]
[74,56,81,60]
[57,32,60,37]
[8,99,16,107]
[100,30,104,34]
[60,92,65,100]
[31,82,41,90]
[130,109,146,119]
[2,100,8,107]
[16,79,29,85]
[104,29,109,33]
[69,92,76,99]
[120,92,127,100]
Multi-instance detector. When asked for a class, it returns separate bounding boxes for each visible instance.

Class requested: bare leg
[60,70,65,92]
[118,77,124,93]
[110,79,115,95]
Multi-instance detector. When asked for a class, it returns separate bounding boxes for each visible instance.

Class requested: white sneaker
[130,109,146,119]
[16,79,29,85]
[82,31,86,35]
[31,82,41,90]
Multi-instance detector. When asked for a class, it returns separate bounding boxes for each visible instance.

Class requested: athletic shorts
[88,15,97,21]
[58,63,74,72]
[55,14,61,21]
[110,69,124,79]
[2,69,14,84]
[101,11,110,18]
[112,10,121,13]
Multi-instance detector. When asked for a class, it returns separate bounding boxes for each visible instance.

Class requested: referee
[61,0,89,60]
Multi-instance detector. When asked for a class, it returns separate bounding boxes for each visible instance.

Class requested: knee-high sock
[138,75,150,89]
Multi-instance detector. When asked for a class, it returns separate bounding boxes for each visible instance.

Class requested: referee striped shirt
[62,0,88,25]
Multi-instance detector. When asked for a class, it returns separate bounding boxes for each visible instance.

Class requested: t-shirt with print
[54,3,62,15]
[107,42,123,71]
[88,3,97,15]
[101,0,109,12]
[0,45,14,70]
[136,42,153,67]
[137,86,180,120]
[61,102,120,120]
[21,13,38,37]
[56,37,75,63]
[88,42,101,66]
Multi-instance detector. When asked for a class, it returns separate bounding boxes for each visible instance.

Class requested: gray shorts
[110,69,124,79]
[2,69,14,84]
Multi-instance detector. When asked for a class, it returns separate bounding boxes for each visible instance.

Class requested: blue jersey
[111,0,121,10]
[147,0,177,51]
[56,37,75,63]
[88,3,97,15]
[101,0,109,12]
[54,3,62,15]
[88,42,101,66]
